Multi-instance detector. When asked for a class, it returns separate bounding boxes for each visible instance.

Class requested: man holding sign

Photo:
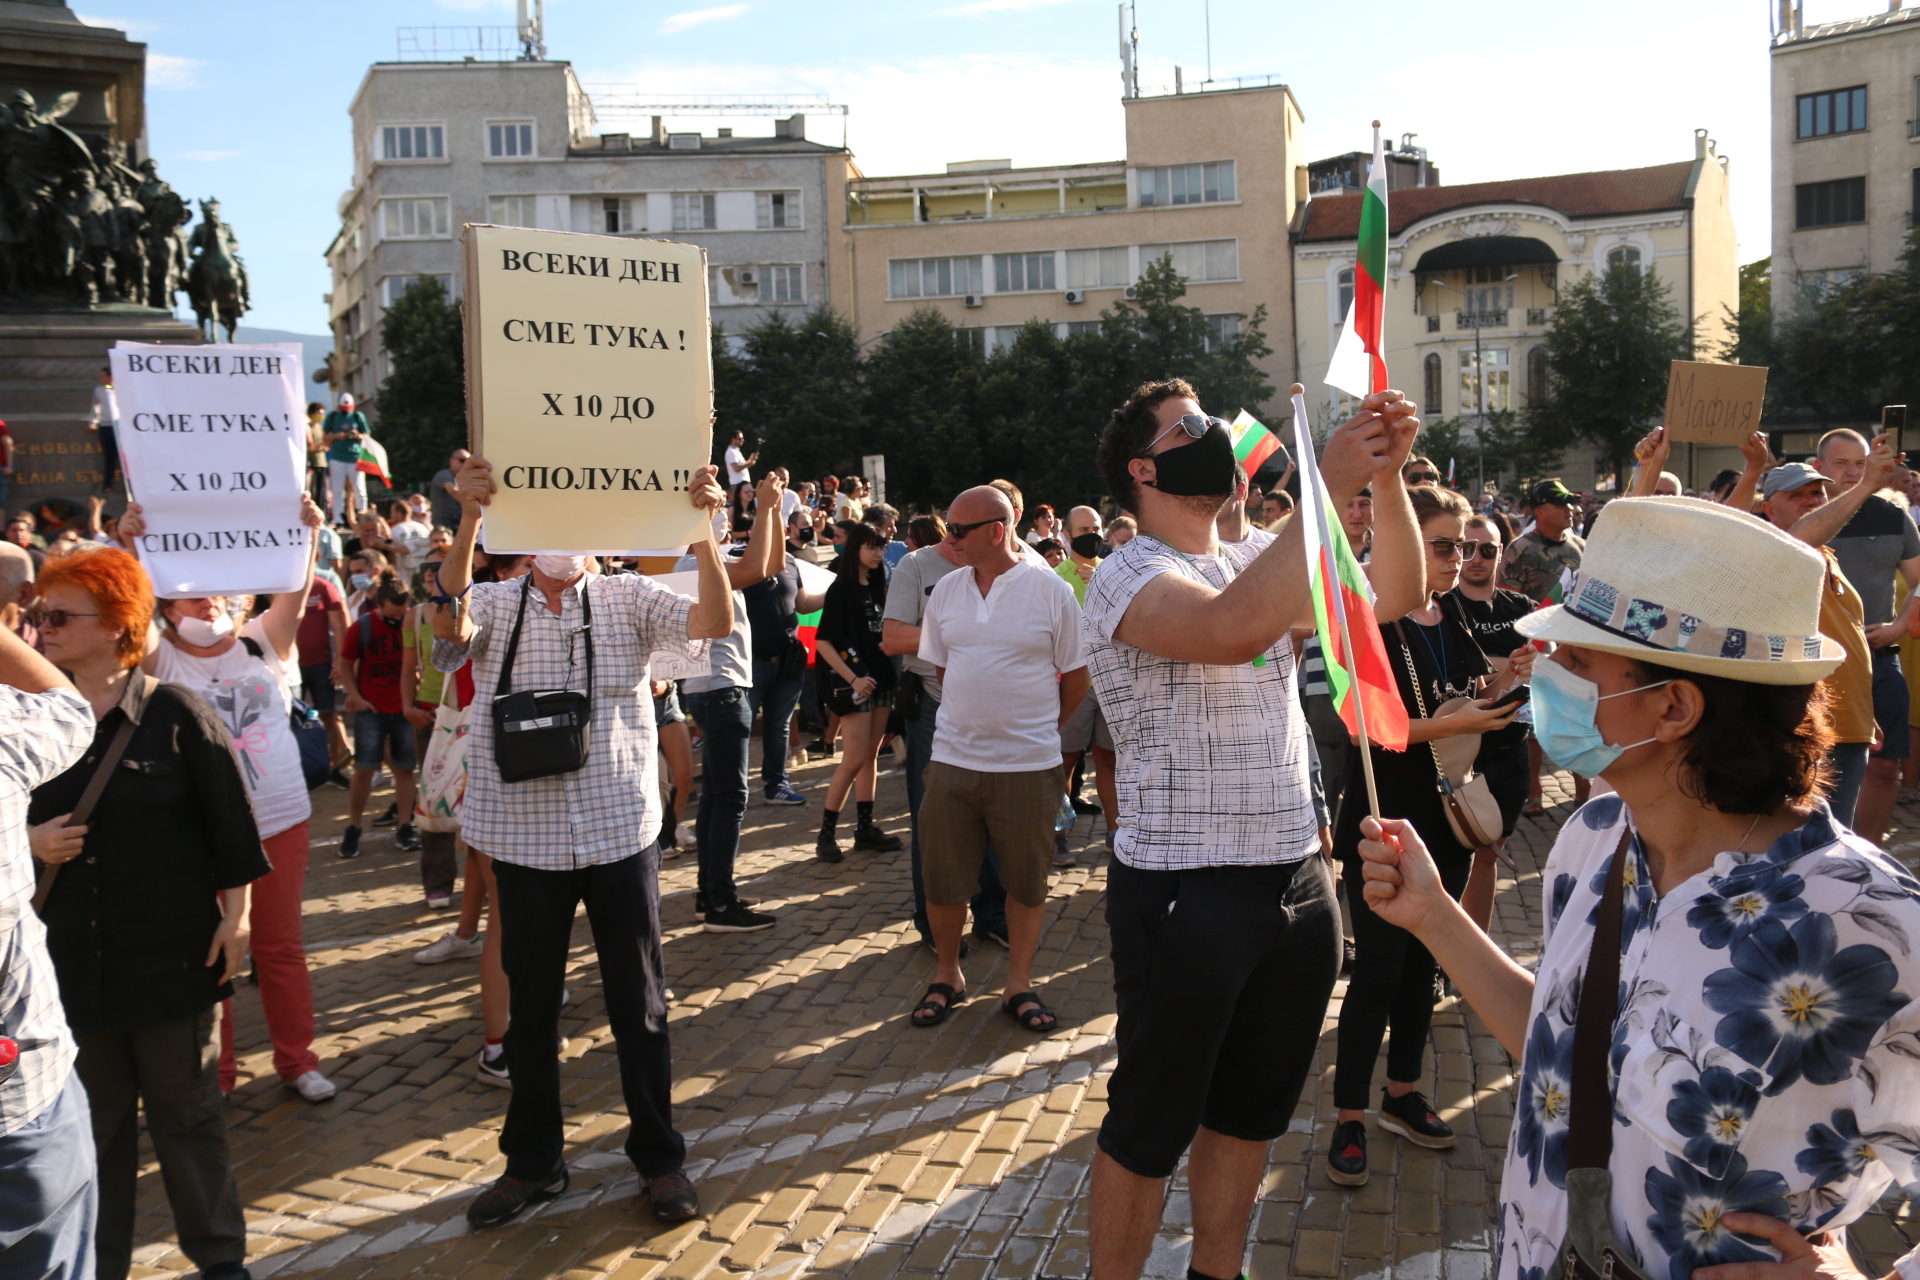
[436,456,732,1228]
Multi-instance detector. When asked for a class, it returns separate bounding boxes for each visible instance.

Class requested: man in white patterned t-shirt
[1082,378,1425,1280]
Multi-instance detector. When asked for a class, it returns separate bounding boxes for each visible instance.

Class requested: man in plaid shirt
[0,625,100,1275]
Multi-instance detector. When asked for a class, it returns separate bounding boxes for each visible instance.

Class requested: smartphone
[1488,684,1530,712]
[1884,405,1908,459]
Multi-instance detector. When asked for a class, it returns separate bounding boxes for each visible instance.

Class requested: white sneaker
[292,1070,336,1102]
[674,821,697,851]
[414,930,483,965]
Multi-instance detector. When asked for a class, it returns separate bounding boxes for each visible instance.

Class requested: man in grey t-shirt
[880,534,1008,951]
[429,449,469,531]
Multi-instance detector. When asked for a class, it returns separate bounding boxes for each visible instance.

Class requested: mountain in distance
[234,327,334,397]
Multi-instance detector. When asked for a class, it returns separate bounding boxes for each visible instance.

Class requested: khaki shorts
[920,760,1060,908]
[1059,687,1112,755]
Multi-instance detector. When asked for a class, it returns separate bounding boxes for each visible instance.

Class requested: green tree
[374,276,467,490]
[1864,229,1920,413]
[862,309,985,509]
[1527,261,1688,484]
[1100,255,1276,417]
[712,306,865,483]
[1770,275,1883,428]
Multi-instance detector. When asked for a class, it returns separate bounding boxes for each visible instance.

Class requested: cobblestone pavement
[122,756,1920,1280]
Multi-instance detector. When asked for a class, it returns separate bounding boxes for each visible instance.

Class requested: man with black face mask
[1056,505,1104,605]
[1082,378,1423,1280]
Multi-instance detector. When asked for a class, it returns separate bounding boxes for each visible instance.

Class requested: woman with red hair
[27,545,268,1280]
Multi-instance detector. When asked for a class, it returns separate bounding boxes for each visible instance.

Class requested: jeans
[904,693,1006,939]
[748,659,804,792]
[96,424,120,490]
[0,1070,97,1280]
[1825,741,1871,828]
[685,686,752,911]
[491,854,683,1179]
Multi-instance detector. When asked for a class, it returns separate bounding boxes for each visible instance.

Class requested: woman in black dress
[1325,484,1532,1188]
[812,522,903,861]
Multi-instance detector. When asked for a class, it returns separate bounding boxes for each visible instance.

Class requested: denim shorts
[300,662,337,714]
[1871,647,1910,761]
[353,708,418,771]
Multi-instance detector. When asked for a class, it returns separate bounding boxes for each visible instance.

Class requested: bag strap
[32,691,144,914]
[1391,619,1458,795]
[495,575,534,698]
[1567,825,1635,1171]
[580,576,595,725]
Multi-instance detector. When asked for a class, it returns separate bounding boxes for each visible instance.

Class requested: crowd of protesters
[0,378,1916,1280]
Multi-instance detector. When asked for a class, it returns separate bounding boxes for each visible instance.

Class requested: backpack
[241,636,331,789]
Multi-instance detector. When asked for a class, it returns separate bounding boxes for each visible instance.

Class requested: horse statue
[186,197,248,341]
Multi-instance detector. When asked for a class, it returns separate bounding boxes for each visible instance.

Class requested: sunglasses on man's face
[1407,471,1441,485]
[1463,541,1499,561]
[1425,538,1479,558]
[1146,413,1230,452]
[947,516,1007,540]
[29,608,98,630]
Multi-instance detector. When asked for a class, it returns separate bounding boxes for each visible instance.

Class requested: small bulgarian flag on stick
[1325,120,1391,401]
[1289,382,1409,819]
[1227,409,1283,474]
[354,434,392,487]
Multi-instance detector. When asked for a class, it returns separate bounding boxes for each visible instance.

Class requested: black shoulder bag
[1552,826,1655,1280]
[491,575,595,783]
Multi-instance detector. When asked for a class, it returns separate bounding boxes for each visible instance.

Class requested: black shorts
[826,683,894,718]
[1099,856,1341,1179]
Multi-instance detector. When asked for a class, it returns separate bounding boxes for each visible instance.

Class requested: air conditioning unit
[1064,289,1087,304]
[1122,285,1139,300]
[963,293,985,308]
[736,267,758,286]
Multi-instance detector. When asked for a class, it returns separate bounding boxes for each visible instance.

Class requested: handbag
[32,671,154,914]
[778,628,808,683]
[240,636,330,789]
[414,676,472,832]
[490,574,595,783]
[1553,827,1656,1280]
[1391,620,1503,852]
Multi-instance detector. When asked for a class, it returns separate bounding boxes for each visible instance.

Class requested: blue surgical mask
[1528,656,1670,779]
[349,572,372,591]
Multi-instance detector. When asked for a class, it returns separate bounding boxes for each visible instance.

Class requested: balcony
[1456,309,1507,330]
[1527,308,1548,326]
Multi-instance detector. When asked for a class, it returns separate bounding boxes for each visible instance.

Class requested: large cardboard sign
[110,341,310,597]
[463,224,713,554]
[1664,360,1769,445]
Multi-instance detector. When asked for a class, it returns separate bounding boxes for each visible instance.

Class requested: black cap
[1528,479,1576,507]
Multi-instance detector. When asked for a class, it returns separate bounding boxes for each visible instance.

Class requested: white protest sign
[463,224,713,555]
[795,558,834,596]
[642,569,709,681]
[111,342,309,597]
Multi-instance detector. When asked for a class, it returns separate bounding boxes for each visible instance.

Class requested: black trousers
[1333,842,1472,1110]
[74,1006,246,1280]
[491,853,685,1179]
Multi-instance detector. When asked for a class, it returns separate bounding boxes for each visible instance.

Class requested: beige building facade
[837,82,1303,388]
[1769,3,1920,311]
[1292,132,1738,489]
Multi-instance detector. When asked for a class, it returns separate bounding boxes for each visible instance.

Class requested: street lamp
[1428,272,1517,495]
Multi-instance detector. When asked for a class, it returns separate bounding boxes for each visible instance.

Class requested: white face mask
[533,554,588,581]
[174,611,234,647]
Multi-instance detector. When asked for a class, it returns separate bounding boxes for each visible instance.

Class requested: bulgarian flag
[1289,386,1409,753]
[1228,409,1283,474]
[354,435,392,487]
[1325,122,1390,401]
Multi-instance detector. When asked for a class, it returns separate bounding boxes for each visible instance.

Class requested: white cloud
[174,150,240,163]
[146,54,203,90]
[660,4,749,35]
[942,0,1073,15]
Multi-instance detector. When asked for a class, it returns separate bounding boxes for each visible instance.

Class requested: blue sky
[86,0,1862,334]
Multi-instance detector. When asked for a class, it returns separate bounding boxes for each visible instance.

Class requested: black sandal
[911,982,965,1027]
[1002,992,1057,1032]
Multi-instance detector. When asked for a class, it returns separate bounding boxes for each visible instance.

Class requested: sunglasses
[947,516,1007,540]
[1426,539,1478,558]
[29,608,98,629]
[1464,541,1499,561]
[1145,413,1230,452]
[1407,471,1441,485]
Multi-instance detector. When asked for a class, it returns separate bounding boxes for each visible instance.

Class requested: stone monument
[0,0,253,526]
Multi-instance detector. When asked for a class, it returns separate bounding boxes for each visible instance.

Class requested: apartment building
[1769,1,1920,310]
[1292,131,1737,488]
[838,80,1304,389]
[326,55,850,405]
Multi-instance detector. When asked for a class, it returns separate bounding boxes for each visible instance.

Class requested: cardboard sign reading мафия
[1663,360,1770,446]
[462,224,714,554]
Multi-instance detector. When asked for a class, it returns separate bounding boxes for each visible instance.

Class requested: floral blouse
[1499,796,1920,1280]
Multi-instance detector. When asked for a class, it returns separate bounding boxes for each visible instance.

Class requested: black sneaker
[1070,795,1100,815]
[395,823,422,852]
[644,1170,701,1222]
[327,768,352,791]
[466,1163,569,1227]
[693,893,761,916]
[853,822,902,852]
[373,802,398,828]
[1327,1118,1369,1186]
[703,902,777,933]
[338,825,362,859]
[1378,1088,1456,1149]
[815,830,844,863]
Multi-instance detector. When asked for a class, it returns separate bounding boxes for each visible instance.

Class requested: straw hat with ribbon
[1514,496,1843,685]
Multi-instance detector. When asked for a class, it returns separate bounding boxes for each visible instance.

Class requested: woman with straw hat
[1356,496,1920,1280]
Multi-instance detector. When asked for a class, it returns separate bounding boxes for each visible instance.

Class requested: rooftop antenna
[1204,0,1212,82]
[1117,2,1138,98]
[516,0,545,59]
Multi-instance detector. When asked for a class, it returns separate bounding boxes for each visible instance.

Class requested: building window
[1464,264,1514,313]
[1606,245,1642,274]
[1796,177,1867,229]
[1799,267,1866,297]
[1423,352,1443,416]
[379,197,449,239]
[955,327,987,357]
[1138,161,1236,206]
[487,120,535,158]
[1336,268,1354,323]
[757,191,801,229]
[673,193,717,231]
[1138,239,1238,283]
[381,274,452,307]
[1065,320,1104,338]
[1796,86,1868,139]
[1065,246,1128,289]
[768,264,804,304]
[1527,346,1548,406]
[380,124,444,161]
[1460,348,1510,414]
[994,252,1056,293]
[1203,314,1241,354]
[601,198,635,233]
[488,195,538,228]
[888,255,984,299]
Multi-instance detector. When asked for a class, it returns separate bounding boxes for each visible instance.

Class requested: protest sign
[463,224,713,554]
[110,342,310,597]
[1664,360,1769,445]
[642,568,709,680]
